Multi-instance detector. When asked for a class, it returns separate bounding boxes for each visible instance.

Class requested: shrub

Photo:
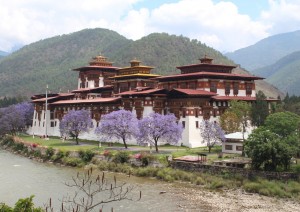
[13,142,25,151]
[45,147,55,159]
[140,152,155,166]
[194,176,205,185]
[78,150,95,163]
[209,179,225,189]
[62,157,84,167]
[65,151,70,157]
[0,203,13,211]
[14,195,43,212]
[33,150,42,158]
[156,168,175,182]
[1,135,14,146]
[51,150,65,162]
[291,164,300,174]
[113,151,130,163]
[134,167,159,177]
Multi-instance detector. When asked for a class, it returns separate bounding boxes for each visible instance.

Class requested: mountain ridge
[253,51,300,95]
[0,28,281,98]
[226,30,300,71]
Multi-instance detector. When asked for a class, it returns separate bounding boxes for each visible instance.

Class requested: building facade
[30,55,264,147]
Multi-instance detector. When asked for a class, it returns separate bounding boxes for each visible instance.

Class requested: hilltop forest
[0,28,281,98]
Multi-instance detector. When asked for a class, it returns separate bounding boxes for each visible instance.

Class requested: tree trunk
[208,145,211,153]
[122,137,128,149]
[155,140,158,152]
[75,135,79,145]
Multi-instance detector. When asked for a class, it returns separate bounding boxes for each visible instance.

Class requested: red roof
[50,97,121,105]
[31,93,75,103]
[171,88,217,96]
[177,63,236,69]
[156,71,264,81]
[212,96,256,101]
[73,65,119,71]
[72,86,113,93]
[117,88,166,96]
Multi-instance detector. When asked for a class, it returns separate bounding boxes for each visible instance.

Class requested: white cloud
[261,0,300,34]
[0,0,140,51]
[124,0,268,52]
[1,0,300,53]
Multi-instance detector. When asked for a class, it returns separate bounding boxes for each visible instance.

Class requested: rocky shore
[172,186,300,212]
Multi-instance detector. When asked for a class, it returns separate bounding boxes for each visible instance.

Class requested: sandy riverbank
[169,185,300,212]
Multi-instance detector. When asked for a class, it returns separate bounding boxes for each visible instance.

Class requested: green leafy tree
[244,127,295,171]
[227,100,251,140]
[251,90,269,127]
[264,111,300,137]
[219,110,240,133]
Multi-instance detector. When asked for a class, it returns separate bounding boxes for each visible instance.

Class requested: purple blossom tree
[137,113,183,152]
[200,120,226,153]
[0,102,34,135]
[59,109,93,145]
[95,110,138,149]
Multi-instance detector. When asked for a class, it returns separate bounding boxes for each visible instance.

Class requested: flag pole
[45,84,48,138]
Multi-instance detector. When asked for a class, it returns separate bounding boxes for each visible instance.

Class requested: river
[0,149,210,211]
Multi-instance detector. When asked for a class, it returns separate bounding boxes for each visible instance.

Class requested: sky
[1,0,300,53]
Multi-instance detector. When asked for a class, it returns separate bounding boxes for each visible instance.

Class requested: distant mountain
[0,50,9,58]
[226,30,300,71]
[0,28,281,98]
[252,51,300,95]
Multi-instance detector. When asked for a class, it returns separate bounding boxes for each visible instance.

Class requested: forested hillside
[226,30,300,71]
[253,51,300,95]
[0,28,281,98]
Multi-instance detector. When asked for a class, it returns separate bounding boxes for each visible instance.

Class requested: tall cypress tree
[251,90,269,127]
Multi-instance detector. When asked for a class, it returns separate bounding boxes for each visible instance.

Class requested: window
[180,82,186,89]
[210,81,217,92]
[203,109,210,120]
[188,82,196,89]
[236,146,243,151]
[246,83,252,95]
[50,122,55,127]
[225,145,233,150]
[195,108,199,118]
[182,110,186,118]
[196,121,199,128]
[225,82,231,95]
[182,121,185,128]
[233,82,239,95]
[50,111,54,120]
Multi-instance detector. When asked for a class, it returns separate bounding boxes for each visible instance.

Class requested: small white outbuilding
[222,132,249,154]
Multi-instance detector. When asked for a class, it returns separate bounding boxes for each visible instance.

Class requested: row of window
[225,144,243,151]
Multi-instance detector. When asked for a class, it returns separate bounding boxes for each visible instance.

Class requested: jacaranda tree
[137,113,183,152]
[59,109,93,145]
[200,120,225,153]
[0,102,34,135]
[95,110,139,149]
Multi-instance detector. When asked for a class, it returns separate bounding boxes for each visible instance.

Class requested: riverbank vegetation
[1,135,300,201]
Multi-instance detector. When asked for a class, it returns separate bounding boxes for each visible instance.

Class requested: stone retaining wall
[171,160,299,181]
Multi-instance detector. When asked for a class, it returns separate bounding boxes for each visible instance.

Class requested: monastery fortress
[30,55,264,147]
